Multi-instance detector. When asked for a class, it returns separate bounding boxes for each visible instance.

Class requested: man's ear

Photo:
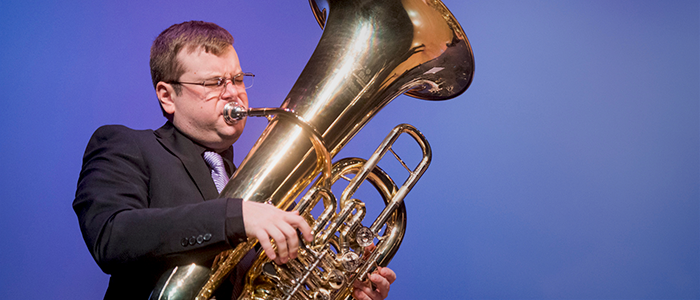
[156,82,176,115]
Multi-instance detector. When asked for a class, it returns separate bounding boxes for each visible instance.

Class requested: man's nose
[219,79,240,100]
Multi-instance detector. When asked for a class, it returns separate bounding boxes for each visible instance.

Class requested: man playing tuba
[74,20,395,300]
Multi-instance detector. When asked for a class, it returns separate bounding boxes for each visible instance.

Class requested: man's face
[165,45,248,151]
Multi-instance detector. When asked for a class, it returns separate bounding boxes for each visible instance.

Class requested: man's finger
[370,272,390,299]
[286,212,313,242]
[378,266,396,284]
[266,227,289,263]
[279,222,300,259]
[352,280,374,300]
[256,230,276,261]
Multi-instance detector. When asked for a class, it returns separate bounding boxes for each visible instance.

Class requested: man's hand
[352,266,396,300]
[241,201,313,265]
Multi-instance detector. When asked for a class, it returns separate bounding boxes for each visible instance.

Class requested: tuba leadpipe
[150,0,474,299]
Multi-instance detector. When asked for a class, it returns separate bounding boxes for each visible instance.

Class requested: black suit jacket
[74,122,247,299]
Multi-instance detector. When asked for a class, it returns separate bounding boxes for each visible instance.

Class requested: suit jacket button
[197,235,204,244]
[181,237,189,247]
[203,233,212,241]
[189,236,196,246]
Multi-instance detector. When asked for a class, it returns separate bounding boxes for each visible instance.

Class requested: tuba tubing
[150,0,474,299]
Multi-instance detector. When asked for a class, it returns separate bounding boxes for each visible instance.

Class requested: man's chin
[216,133,241,148]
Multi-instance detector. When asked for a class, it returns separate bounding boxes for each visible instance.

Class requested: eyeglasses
[169,72,255,95]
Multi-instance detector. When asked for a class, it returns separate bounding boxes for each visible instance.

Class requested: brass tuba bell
[150,0,474,299]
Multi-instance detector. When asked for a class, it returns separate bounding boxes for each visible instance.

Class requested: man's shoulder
[92,124,154,138]
[85,124,160,153]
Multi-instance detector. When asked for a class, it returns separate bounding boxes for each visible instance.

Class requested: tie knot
[203,151,229,193]
[203,151,225,170]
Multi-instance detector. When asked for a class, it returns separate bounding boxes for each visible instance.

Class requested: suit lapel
[155,122,220,201]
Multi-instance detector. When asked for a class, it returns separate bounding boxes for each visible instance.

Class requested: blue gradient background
[0,1,698,299]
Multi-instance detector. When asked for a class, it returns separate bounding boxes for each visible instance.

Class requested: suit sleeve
[73,125,246,274]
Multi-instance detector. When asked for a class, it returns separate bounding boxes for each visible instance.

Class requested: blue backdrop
[0,1,698,299]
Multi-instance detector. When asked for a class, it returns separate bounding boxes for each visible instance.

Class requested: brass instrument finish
[150,0,473,299]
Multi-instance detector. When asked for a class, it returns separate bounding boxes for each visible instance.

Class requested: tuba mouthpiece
[223,102,247,124]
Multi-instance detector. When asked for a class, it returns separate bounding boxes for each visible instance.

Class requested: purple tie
[204,151,252,298]
[203,151,229,193]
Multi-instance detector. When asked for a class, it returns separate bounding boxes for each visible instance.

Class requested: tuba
[151,0,474,299]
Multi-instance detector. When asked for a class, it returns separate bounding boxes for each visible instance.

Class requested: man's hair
[150,20,234,96]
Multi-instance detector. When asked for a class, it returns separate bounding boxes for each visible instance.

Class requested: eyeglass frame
[168,72,255,95]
